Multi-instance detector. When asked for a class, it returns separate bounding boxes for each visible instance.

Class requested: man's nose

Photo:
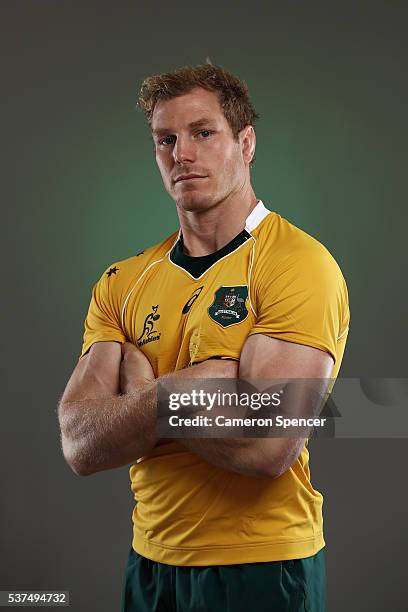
[173,136,196,164]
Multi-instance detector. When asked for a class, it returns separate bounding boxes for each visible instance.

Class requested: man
[58,63,349,611]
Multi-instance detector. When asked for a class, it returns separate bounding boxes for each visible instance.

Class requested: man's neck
[177,189,258,257]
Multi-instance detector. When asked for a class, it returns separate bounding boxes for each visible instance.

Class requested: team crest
[208,286,249,328]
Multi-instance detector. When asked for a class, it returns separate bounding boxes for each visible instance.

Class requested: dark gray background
[1,1,407,610]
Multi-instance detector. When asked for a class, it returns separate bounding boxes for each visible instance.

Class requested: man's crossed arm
[58,336,333,479]
[58,342,238,476]
[178,335,333,479]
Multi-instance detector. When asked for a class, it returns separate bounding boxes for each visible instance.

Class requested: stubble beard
[172,177,236,215]
[174,190,216,213]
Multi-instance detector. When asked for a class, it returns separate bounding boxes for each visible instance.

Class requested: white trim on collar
[244,200,271,232]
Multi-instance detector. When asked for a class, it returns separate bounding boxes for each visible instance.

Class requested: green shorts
[121,547,326,611]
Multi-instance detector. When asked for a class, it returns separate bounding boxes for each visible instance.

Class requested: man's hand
[120,342,155,394]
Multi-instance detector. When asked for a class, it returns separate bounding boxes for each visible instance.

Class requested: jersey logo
[106,266,119,277]
[182,286,204,314]
[208,286,249,328]
[137,305,161,347]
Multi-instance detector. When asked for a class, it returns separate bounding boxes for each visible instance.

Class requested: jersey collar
[169,200,270,279]
[244,200,271,232]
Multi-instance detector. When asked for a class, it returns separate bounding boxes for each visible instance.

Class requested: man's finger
[122,341,139,356]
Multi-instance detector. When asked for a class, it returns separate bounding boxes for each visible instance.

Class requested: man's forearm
[59,383,158,476]
[180,437,265,477]
[180,436,304,480]
[59,358,238,476]
[178,376,324,479]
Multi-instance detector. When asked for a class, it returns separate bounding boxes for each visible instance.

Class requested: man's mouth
[174,174,207,183]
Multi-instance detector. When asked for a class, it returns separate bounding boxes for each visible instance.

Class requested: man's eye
[159,136,175,146]
[198,130,212,138]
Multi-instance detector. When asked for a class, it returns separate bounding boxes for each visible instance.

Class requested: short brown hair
[138,62,259,140]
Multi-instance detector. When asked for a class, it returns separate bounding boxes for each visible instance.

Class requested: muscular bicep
[239,334,334,380]
[61,341,122,404]
[238,335,334,477]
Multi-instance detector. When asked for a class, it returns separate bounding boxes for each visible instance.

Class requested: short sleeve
[249,243,350,365]
[80,267,126,358]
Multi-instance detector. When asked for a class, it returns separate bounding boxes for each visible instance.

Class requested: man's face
[151,87,253,213]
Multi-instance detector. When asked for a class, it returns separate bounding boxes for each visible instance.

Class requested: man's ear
[240,125,256,165]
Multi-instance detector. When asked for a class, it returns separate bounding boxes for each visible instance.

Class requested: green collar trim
[169,229,252,279]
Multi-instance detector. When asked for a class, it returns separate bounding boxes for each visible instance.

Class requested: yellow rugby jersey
[81,200,350,565]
